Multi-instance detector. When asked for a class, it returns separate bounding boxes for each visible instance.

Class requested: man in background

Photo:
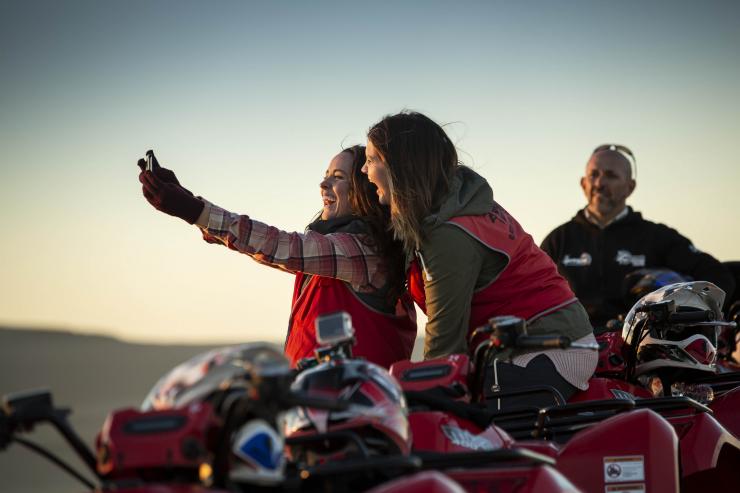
[541,144,734,329]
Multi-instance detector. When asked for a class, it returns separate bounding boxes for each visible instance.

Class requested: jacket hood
[423,166,494,229]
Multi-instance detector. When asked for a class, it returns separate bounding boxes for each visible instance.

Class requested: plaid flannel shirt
[198,202,387,292]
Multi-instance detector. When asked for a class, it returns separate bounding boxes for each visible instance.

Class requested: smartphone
[145,151,155,172]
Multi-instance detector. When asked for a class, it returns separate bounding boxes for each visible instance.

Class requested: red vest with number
[285,273,417,368]
[408,203,576,340]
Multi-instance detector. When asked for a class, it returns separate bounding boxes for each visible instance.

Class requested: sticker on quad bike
[441,424,495,451]
[603,455,645,483]
[605,484,646,493]
[610,389,639,400]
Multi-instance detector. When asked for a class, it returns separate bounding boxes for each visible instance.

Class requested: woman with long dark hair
[362,111,597,409]
[137,146,416,368]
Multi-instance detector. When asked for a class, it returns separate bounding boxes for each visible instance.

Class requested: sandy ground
[0,327,424,493]
[0,328,239,493]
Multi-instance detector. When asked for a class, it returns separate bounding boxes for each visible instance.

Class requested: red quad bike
[0,343,462,493]
[289,312,582,493]
[390,316,682,493]
[567,281,740,491]
[588,272,740,440]
[391,281,739,493]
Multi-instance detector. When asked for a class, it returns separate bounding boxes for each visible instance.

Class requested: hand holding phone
[138,150,190,192]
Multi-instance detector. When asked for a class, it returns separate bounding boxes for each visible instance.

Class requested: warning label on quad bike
[605,483,646,493]
[603,455,645,483]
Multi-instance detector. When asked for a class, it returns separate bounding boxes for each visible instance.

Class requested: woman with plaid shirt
[137,146,416,368]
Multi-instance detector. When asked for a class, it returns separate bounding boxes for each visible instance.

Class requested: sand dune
[0,327,241,493]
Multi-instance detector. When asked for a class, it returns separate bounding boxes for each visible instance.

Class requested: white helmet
[622,281,729,377]
[139,343,290,486]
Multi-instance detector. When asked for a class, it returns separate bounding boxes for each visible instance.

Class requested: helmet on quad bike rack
[622,281,727,377]
[140,343,291,485]
[717,300,740,363]
[284,359,411,465]
[141,343,287,411]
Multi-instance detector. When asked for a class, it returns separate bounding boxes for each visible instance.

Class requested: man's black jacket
[541,207,735,327]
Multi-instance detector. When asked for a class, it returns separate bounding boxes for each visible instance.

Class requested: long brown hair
[343,145,406,302]
[367,111,458,253]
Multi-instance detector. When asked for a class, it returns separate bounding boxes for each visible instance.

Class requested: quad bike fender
[408,411,513,453]
[556,409,679,493]
[444,464,581,493]
[708,386,740,439]
[678,411,740,477]
[365,470,466,493]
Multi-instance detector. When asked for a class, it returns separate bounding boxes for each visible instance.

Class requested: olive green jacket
[416,167,591,359]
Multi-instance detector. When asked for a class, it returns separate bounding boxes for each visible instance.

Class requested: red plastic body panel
[366,471,466,493]
[675,411,740,477]
[569,377,652,402]
[709,386,740,439]
[96,402,218,478]
[409,411,513,453]
[390,355,471,399]
[554,409,679,493]
[593,331,628,376]
[564,376,740,489]
[445,465,581,493]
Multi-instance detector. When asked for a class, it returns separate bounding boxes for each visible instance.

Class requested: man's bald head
[580,147,636,226]
[589,149,633,179]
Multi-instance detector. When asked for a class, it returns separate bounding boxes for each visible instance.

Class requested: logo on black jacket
[615,250,645,267]
[562,253,592,267]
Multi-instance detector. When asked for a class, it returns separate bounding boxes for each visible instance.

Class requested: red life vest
[285,273,417,368]
[408,203,576,347]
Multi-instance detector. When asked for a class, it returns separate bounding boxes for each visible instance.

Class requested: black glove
[140,170,204,224]
[136,150,193,195]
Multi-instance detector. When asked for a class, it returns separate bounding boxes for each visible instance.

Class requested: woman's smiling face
[362,139,391,206]
[319,151,354,220]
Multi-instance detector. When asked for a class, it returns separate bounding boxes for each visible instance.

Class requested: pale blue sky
[1,0,738,343]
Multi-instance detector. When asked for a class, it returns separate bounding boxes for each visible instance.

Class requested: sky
[1,0,738,345]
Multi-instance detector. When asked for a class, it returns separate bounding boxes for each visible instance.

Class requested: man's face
[580,151,635,217]
[361,139,391,206]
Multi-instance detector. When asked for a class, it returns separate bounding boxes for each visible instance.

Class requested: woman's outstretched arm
[197,201,386,292]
